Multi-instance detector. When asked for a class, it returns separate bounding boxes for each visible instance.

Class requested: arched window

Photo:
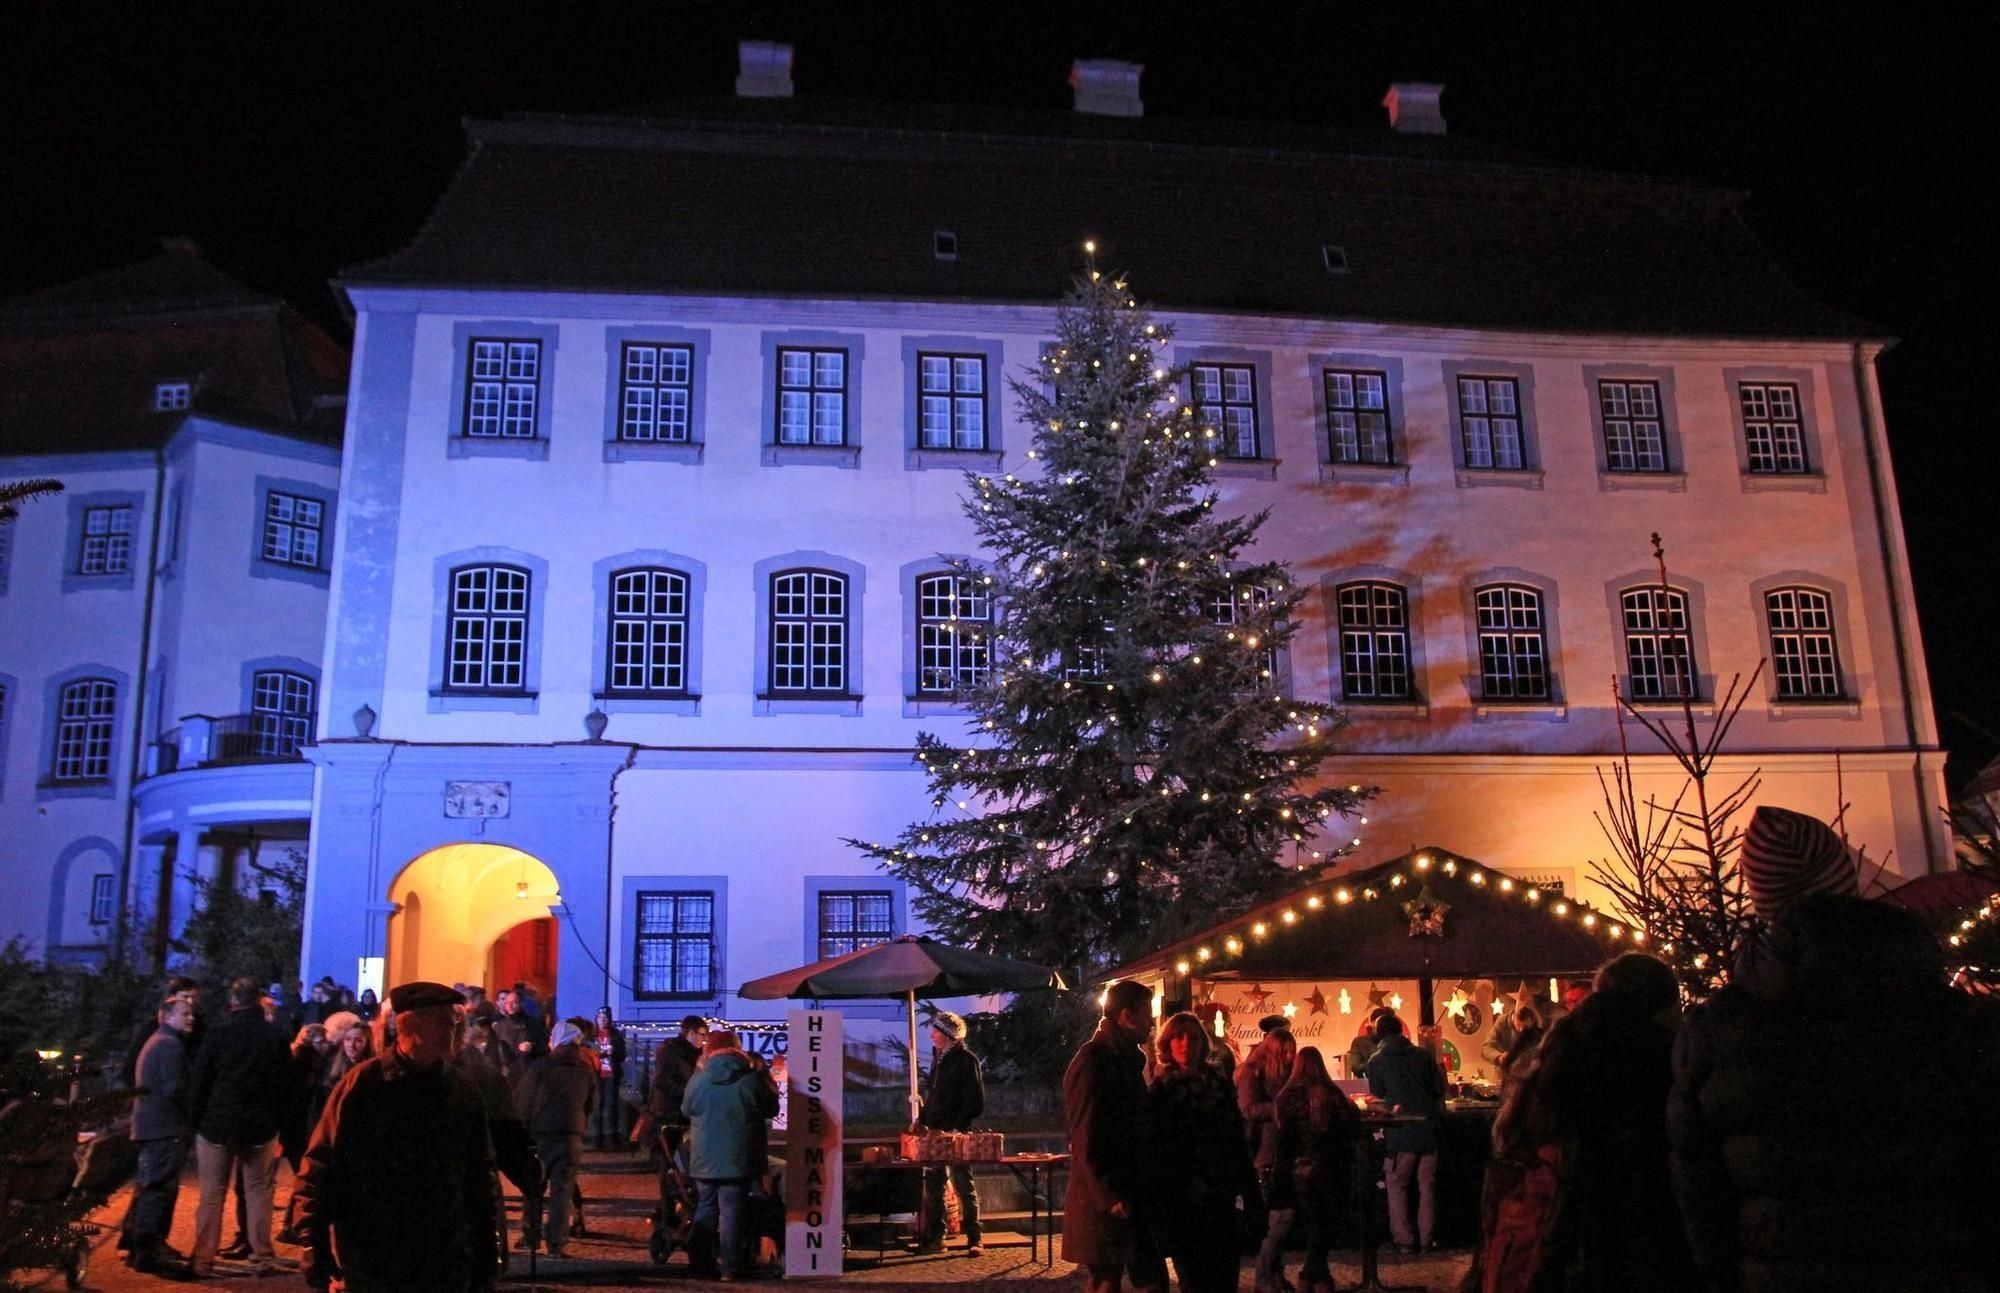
[915,572,990,694]
[769,569,849,695]
[1620,587,1697,700]
[1337,582,1411,700]
[607,567,691,695]
[1765,587,1843,698]
[1474,584,1549,700]
[445,564,530,691]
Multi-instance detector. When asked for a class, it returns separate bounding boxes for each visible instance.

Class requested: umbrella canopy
[739,935,1066,1127]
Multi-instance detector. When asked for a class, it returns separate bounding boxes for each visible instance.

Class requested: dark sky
[4,5,1990,782]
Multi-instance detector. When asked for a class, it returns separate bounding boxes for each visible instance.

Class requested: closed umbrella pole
[907,989,920,1129]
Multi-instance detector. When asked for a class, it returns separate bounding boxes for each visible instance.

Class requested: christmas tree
[850,258,1373,984]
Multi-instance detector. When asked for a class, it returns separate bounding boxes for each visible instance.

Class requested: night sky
[4,5,1989,783]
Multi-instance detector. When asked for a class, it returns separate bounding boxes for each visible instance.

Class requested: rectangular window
[1741,383,1806,473]
[153,382,190,412]
[777,348,847,446]
[1325,369,1392,465]
[770,570,848,694]
[1766,587,1843,698]
[446,565,530,691]
[916,573,991,694]
[817,890,895,959]
[918,353,987,451]
[1192,363,1260,459]
[261,491,324,568]
[1600,380,1667,473]
[79,506,135,575]
[464,339,541,438]
[53,678,116,781]
[1475,585,1549,700]
[1458,377,1524,470]
[1337,582,1411,700]
[608,567,689,695]
[250,670,316,756]
[1622,587,1697,700]
[633,891,715,998]
[618,343,695,443]
[90,874,116,925]
[1211,583,1277,686]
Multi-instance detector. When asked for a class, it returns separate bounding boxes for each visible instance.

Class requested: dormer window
[933,229,959,262]
[153,382,191,412]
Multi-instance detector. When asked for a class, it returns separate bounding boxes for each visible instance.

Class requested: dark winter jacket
[294,1050,501,1293]
[1272,1081,1362,1212]
[647,1034,701,1126]
[188,1004,291,1149]
[920,1041,985,1132]
[514,1042,598,1137]
[1061,1021,1156,1267]
[1668,894,2000,1293]
[1234,1049,1289,1172]
[491,1010,546,1066]
[131,1024,193,1141]
[456,1048,545,1197]
[280,1040,324,1163]
[1146,1062,1258,1213]
[1366,1034,1444,1154]
[681,1050,779,1180]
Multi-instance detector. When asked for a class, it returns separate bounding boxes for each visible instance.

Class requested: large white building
[0,244,347,964]
[297,48,1945,1027]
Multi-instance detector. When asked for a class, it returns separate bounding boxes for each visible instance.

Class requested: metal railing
[147,713,307,778]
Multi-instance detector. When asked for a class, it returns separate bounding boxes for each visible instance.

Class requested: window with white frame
[1325,369,1392,465]
[1740,383,1807,473]
[617,343,695,442]
[608,567,690,695]
[153,382,191,412]
[1211,583,1277,685]
[445,565,530,691]
[633,891,715,998]
[79,506,134,575]
[250,669,315,756]
[1765,587,1843,698]
[1457,377,1524,470]
[1600,380,1667,473]
[53,678,116,781]
[261,491,324,568]
[1192,363,1260,459]
[463,339,542,438]
[776,348,847,446]
[817,890,895,958]
[1337,581,1411,700]
[769,569,849,695]
[1475,584,1549,700]
[918,354,987,451]
[90,874,116,925]
[916,572,990,694]
[1621,587,1697,700]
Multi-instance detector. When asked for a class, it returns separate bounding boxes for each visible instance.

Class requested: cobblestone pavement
[56,1148,1472,1291]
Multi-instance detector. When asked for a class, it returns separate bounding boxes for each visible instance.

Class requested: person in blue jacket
[1365,1014,1444,1253]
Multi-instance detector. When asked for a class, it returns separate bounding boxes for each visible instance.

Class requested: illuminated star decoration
[1490,998,1509,1018]
[1337,988,1353,1015]
[1403,885,1450,938]
[1306,986,1328,1016]
[1387,991,1405,1011]
[1443,988,1472,1020]
[1282,1001,1299,1018]
[1242,982,1274,1009]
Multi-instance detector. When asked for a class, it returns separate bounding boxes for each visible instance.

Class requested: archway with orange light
[385,843,562,1003]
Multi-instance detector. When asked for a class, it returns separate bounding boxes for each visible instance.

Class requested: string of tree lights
[847,247,1376,983]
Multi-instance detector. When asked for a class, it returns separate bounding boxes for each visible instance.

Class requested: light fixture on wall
[516,855,529,900]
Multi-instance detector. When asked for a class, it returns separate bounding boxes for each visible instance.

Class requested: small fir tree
[850,263,1372,986]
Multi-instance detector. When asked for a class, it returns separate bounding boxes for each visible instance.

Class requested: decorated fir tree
[850,260,1372,984]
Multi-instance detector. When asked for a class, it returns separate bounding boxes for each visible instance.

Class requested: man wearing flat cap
[294,981,502,1292]
[916,1010,987,1255]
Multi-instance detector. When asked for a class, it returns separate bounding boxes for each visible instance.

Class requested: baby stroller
[647,1124,697,1266]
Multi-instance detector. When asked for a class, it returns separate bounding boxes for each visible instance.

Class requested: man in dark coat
[491,989,548,1070]
[1063,979,1167,1293]
[1366,1014,1444,1253]
[513,1017,598,1258]
[916,1010,987,1255]
[121,993,197,1277]
[294,981,502,1293]
[1668,810,2000,1293]
[187,977,291,1275]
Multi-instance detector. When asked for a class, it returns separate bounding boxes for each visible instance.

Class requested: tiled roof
[349,101,1875,341]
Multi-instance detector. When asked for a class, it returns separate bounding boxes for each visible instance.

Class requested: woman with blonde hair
[1144,1011,1258,1292]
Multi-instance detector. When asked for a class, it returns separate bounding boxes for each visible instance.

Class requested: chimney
[737,40,794,99]
[1382,82,1446,135]
[1070,59,1144,118]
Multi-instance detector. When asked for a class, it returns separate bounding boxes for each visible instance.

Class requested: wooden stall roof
[1106,846,1629,984]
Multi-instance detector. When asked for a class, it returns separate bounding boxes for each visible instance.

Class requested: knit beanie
[321,1011,362,1044]
[931,1010,967,1040]
[549,1020,582,1050]
[1739,805,1857,916]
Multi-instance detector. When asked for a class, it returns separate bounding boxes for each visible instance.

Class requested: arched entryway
[385,844,561,1003]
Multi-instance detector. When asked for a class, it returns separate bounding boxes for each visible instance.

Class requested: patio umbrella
[739,935,1067,1126]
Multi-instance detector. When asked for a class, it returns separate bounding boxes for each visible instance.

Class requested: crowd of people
[1061,806,2000,1293]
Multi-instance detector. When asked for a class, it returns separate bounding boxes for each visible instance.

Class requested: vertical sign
[784,1009,843,1278]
